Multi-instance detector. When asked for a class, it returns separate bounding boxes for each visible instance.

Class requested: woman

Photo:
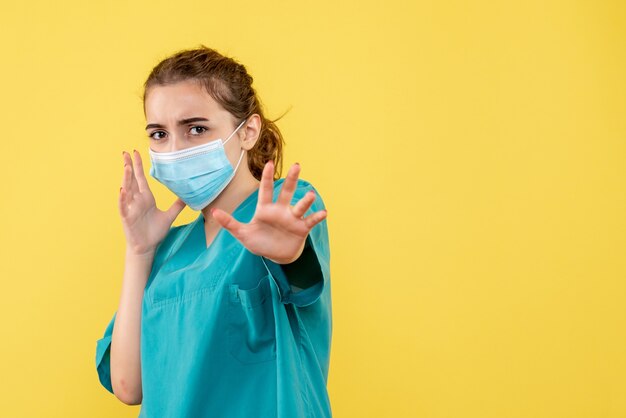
[95,46,332,418]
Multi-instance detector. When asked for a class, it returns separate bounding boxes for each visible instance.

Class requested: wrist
[125,246,156,259]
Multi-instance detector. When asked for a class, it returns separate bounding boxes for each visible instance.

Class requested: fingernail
[295,162,300,166]
[119,187,123,193]
[133,149,137,154]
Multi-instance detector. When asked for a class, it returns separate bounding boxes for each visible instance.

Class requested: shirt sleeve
[95,312,116,395]
[262,179,330,307]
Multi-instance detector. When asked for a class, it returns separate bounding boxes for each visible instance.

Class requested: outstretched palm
[212,161,327,264]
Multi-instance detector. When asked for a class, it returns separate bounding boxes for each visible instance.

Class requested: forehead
[144,80,226,121]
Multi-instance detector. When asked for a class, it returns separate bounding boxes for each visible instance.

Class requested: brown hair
[142,45,285,180]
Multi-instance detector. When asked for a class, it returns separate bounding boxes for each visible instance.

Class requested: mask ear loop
[223,118,248,146]
[224,117,248,172]
[202,118,249,209]
[233,147,246,171]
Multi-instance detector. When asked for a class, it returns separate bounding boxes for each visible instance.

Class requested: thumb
[212,208,244,239]
[165,198,186,223]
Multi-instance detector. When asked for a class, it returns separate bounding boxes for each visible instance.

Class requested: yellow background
[0,0,624,417]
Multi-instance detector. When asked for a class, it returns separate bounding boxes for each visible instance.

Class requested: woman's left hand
[212,161,327,264]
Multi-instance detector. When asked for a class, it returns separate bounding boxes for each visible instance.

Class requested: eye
[148,131,166,140]
[190,126,208,135]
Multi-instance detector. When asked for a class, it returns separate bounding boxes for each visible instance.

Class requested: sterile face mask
[148,118,247,211]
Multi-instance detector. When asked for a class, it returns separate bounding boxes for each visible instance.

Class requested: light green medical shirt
[95,179,332,417]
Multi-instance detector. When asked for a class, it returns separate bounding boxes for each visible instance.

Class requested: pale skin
[110,79,327,405]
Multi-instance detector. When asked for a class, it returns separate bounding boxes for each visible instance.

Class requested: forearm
[110,248,154,405]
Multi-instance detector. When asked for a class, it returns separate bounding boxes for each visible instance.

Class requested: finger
[123,151,140,193]
[257,160,274,206]
[165,198,186,224]
[132,150,150,193]
[212,208,244,238]
[121,155,133,195]
[118,187,129,218]
[277,163,300,206]
[303,209,328,230]
[291,190,316,218]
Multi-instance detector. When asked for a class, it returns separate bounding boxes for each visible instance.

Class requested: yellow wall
[0,0,624,416]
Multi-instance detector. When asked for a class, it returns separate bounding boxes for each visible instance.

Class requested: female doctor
[95,46,332,417]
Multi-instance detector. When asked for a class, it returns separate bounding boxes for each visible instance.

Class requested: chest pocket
[227,274,277,364]
[148,244,237,308]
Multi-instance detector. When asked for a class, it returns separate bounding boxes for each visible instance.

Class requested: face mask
[148,118,247,211]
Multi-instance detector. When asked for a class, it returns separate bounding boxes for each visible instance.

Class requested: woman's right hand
[119,150,187,256]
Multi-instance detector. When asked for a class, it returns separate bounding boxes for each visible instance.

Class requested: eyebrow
[145,117,210,130]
